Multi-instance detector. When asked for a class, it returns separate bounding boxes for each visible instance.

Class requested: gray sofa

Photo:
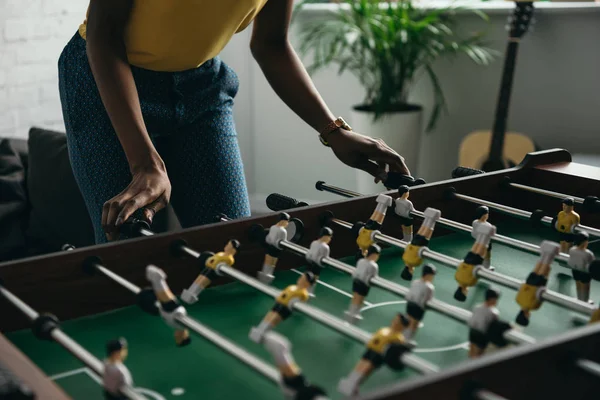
[0,127,179,263]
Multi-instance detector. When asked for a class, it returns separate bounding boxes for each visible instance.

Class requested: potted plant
[294,0,496,193]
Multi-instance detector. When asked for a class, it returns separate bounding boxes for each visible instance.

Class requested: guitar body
[458,2,536,172]
[459,130,536,169]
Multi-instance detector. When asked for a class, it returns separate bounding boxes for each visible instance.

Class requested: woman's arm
[250,0,409,180]
[86,0,170,239]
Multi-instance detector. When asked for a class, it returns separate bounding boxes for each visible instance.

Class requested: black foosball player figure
[393,185,415,242]
[515,241,561,326]
[355,194,393,259]
[345,244,381,324]
[258,213,291,284]
[467,288,511,358]
[337,313,410,397]
[568,231,597,304]
[102,338,133,400]
[404,264,436,340]
[454,221,496,301]
[401,207,441,281]
[180,239,240,304]
[304,227,333,295]
[472,206,494,270]
[249,272,316,343]
[554,197,581,253]
[146,265,191,346]
[262,331,330,400]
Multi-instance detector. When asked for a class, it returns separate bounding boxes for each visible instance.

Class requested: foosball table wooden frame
[1,149,599,400]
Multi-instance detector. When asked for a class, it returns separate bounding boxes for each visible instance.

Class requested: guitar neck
[489,40,520,161]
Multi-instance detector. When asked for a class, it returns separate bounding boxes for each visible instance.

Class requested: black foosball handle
[452,166,485,179]
[383,172,426,189]
[266,193,308,212]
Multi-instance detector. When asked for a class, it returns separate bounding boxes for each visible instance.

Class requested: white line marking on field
[291,269,372,306]
[589,239,600,244]
[51,367,166,400]
[83,368,102,384]
[49,368,88,380]
[361,300,469,353]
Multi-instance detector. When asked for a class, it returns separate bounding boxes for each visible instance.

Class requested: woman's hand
[102,163,172,241]
[327,129,410,183]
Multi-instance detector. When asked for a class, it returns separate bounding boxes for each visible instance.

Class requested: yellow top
[556,211,580,233]
[205,252,235,270]
[78,0,269,72]
[276,285,310,307]
[367,328,405,354]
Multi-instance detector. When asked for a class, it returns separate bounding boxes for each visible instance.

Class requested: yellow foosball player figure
[258,213,290,284]
[146,265,191,347]
[472,206,494,270]
[262,332,329,400]
[401,207,441,281]
[568,231,597,304]
[337,313,410,397]
[404,264,436,340]
[355,194,393,259]
[554,197,580,253]
[393,185,415,242]
[249,272,316,343]
[454,220,496,301]
[467,288,510,358]
[102,338,132,400]
[591,306,600,324]
[304,227,333,295]
[180,239,240,304]
[515,241,561,326]
[345,244,381,324]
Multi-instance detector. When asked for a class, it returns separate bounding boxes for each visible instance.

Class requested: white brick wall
[0,0,87,138]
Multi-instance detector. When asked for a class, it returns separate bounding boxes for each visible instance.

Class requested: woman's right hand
[102,163,172,241]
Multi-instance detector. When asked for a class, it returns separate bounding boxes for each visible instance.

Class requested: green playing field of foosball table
[5,222,599,400]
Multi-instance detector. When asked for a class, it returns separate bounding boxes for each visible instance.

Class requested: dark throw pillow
[0,138,29,261]
[25,127,95,254]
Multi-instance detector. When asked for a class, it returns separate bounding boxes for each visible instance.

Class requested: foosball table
[1,149,599,400]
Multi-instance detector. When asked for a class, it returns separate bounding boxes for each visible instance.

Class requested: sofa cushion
[0,138,29,261]
[25,127,96,254]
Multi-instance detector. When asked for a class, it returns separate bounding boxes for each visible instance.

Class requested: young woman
[58,0,409,243]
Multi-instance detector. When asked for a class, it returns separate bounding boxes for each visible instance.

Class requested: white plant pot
[350,105,423,194]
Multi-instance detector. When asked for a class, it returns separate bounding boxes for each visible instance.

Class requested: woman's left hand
[327,129,410,183]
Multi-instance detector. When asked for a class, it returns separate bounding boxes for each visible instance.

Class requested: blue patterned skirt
[58,32,250,244]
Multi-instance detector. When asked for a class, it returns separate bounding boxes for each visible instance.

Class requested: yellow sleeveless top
[79,0,269,72]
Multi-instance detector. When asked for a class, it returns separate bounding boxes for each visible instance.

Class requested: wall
[0,0,86,135]
[249,6,600,205]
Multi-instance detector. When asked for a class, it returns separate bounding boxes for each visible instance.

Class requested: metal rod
[475,389,511,400]
[279,241,535,346]
[329,216,596,316]
[218,266,439,375]
[0,286,39,320]
[319,181,572,265]
[93,264,281,385]
[177,314,279,383]
[95,264,142,295]
[0,285,146,400]
[576,359,600,379]
[410,209,569,264]
[316,182,357,198]
[453,192,600,238]
[508,182,584,204]
[51,330,105,376]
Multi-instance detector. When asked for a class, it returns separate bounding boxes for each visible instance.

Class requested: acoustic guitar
[459,2,537,171]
